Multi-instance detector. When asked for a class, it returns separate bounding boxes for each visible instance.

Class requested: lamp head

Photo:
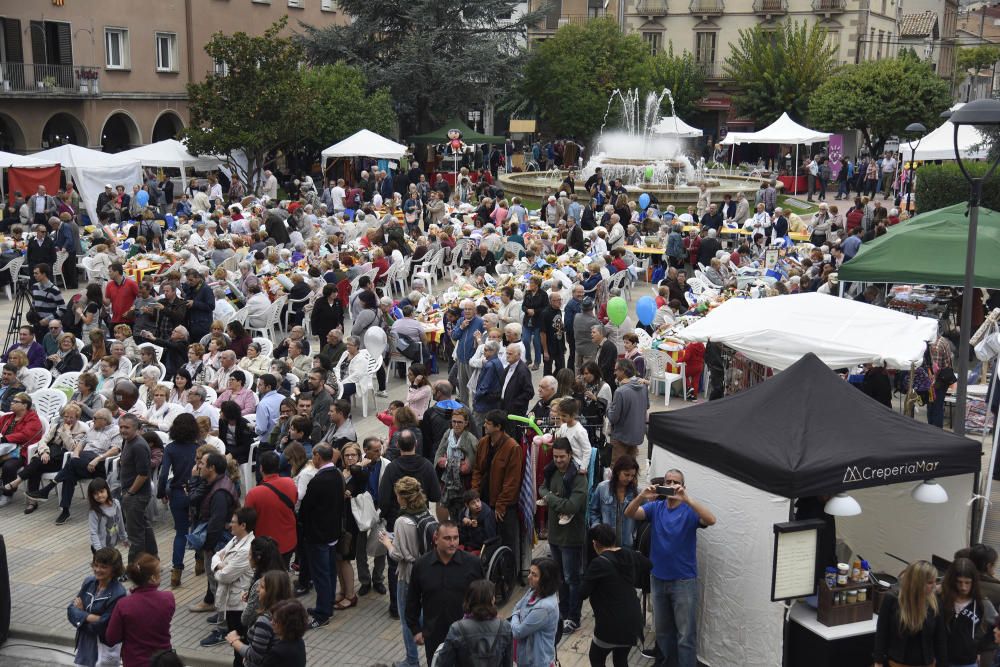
[911,479,949,504]
[949,99,1000,127]
[905,122,927,135]
[824,492,862,517]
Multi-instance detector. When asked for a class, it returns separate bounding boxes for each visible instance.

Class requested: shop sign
[842,460,939,484]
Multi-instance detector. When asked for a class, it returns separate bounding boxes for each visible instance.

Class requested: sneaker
[199,629,227,647]
[55,508,70,525]
[557,514,573,525]
[0,496,10,507]
[307,616,329,631]
[562,619,579,634]
[535,498,547,507]
[206,613,220,625]
[640,646,659,660]
[294,585,312,597]
[375,390,389,398]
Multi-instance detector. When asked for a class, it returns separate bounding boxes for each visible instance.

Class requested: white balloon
[364,327,387,357]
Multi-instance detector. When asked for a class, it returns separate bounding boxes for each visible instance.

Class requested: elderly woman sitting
[137,365,164,410]
[237,342,271,377]
[130,345,161,384]
[140,384,181,432]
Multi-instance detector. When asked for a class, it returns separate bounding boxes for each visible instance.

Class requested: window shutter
[3,19,23,62]
[30,21,45,64]
[56,22,72,66]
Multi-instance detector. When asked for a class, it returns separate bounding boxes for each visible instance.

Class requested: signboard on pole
[827,134,843,180]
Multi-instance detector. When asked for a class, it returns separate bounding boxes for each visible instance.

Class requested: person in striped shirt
[29,262,64,342]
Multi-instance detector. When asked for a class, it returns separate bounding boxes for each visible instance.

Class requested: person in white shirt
[589,229,608,257]
[186,386,219,432]
[261,170,279,201]
[607,214,625,249]
[245,284,271,329]
[743,203,772,236]
[331,178,346,213]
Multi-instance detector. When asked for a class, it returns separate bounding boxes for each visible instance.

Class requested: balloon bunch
[532,433,554,451]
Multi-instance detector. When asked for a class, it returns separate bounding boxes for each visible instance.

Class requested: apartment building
[527,0,898,137]
[0,0,347,154]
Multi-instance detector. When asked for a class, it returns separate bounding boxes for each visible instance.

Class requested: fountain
[499,88,764,208]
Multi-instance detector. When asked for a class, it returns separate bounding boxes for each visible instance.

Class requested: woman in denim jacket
[511,557,561,667]
[588,455,639,549]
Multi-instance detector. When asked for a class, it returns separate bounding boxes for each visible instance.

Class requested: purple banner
[828,134,844,179]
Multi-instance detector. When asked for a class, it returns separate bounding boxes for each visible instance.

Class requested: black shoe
[55,508,70,525]
[199,629,227,647]
[389,607,399,619]
[357,583,371,596]
[373,582,387,595]
[307,616,329,631]
[640,645,659,660]
[206,613,220,625]
[294,585,312,597]
[26,488,50,502]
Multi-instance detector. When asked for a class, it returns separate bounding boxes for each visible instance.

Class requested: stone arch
[41,111,88,148]
[100,110,142,153]
[0,113,27,152]
[151,110,185,143]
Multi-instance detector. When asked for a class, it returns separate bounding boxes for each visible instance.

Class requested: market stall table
[787,602,876,667]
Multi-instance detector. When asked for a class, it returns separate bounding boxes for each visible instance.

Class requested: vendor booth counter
[647,353,982,667]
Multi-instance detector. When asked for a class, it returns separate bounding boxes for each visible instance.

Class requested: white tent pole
[729,144,735,175]
[794,145,799,196]
[978,357,999,543]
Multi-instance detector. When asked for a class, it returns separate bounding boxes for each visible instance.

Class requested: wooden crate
[816,580,875,627]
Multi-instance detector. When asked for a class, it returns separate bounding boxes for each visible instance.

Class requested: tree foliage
[723,20,838,125]
[300,64,397,154]
[521,19,654,140]
[957,45,1000,74]
[808,54,951,156]
[915,162,1000,212]
[299,0,542,136]
[648,46,705,122]
[181,18,315,194]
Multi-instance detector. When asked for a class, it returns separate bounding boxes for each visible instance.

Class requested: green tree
[808,54,951,156]
[957,45,1000,75]
[521,19,652,140]
[723,20,838,125]
[299,0,543,136]
[301,63,397,154]
[181,18,315,194]
[649,45,705,121]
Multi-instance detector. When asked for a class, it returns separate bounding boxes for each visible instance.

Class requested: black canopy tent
[648,353,981,498]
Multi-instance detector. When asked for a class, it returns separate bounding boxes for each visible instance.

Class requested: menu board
[771,520,824,602]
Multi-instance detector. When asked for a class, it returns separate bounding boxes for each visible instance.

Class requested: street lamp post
[945,99,1000,437]
[903,122,926,216]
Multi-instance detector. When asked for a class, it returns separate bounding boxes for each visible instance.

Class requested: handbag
[366,518,388,558]
[350,492,378,531]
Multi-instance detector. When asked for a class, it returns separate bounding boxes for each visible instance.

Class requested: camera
[655,485,676,497]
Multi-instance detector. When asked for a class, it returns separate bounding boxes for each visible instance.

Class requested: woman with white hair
[137,365,164,409]
[141,385,180,431]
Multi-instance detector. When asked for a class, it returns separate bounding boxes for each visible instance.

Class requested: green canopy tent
[838,203,1000,289]
[410,119,504,145]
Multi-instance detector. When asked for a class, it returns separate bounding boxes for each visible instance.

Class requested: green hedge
[915,162,1000,213]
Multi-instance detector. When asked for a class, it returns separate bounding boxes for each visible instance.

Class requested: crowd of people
[2,140,988,667]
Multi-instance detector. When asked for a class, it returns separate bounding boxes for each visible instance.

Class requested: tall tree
[299,0,543,136]
[181,18,315,193]
[808,53,951,156]
[301,63,397,154]
[521,19,652,140]
[649,45,705,121]
[723,20,838,125]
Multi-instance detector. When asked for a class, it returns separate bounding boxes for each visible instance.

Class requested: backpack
[403,510,439,555]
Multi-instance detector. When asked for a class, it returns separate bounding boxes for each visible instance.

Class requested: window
[643,31,662,55]
[155,32,178,72]
[320,0,334,9]
[104,28,129,69]
[287,0,303,7]
[695,32,716,64]
[213,58,229,76]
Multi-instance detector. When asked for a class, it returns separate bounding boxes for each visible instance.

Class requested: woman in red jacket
[0,391,45,505]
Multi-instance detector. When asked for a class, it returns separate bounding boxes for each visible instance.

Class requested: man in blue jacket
[450,298,483,406]
[473,341,504,431]
[183,269,215,342]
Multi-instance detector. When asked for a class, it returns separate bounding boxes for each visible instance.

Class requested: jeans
[523,325,542,365]
[121,491,157,564]
[549,543,582,625]
[927,387,947,428]
[817,177,827,200]
[168,488,191,570]
[307,541,338,622]
[396,579,420,666]
[56,452,105,509]
[355,529,386,586]
[836,180,848,198]
[651,576,699,667]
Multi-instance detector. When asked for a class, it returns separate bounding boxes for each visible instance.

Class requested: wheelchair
[469,536,517,606]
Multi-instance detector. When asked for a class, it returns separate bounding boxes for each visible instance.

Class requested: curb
[8,623,233,667]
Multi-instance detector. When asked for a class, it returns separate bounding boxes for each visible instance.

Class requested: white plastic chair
[30,388,68,425]
[357,353,382,418]
[239,442,260,500]
[21,368,52,394]
[52,252,69,289]
[52,371,81,394]
[4,256,25,300]
[251,337,274,359]
[646,349,687,407]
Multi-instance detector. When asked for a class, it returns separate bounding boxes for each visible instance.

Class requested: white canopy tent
[116,139,223,192]
[652,115,703,138]
[677,292,938,371]
[320,129,408,171]
[899,103,988,161]
[32,144,143,225]
[720,113,831,193]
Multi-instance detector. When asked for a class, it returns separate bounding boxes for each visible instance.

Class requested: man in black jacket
[697,228,721,267]
[378,431,441,619]
[500,346,534,420]
[593,324,619,392]
[406,521,484,664]
[566,216,585,252]
[299,444,345,629]
[188,453,239,615]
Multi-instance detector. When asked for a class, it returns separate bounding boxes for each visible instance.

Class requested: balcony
[556,12,610,28]
[0,62,101,97]
[696,61,724,79]
[689,0,724,17]
[811,0,845,15]
[636,0,669,16]
[752,0,787,18]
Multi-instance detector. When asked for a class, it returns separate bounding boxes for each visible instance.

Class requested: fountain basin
[498,169,766,209]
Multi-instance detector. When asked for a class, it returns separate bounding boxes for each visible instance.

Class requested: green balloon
[645,166,654,180]
[607,296,628,326]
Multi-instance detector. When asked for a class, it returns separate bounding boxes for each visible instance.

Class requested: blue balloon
[636,295,657,326]
[136,189,149,207]
[638,193,651,210]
